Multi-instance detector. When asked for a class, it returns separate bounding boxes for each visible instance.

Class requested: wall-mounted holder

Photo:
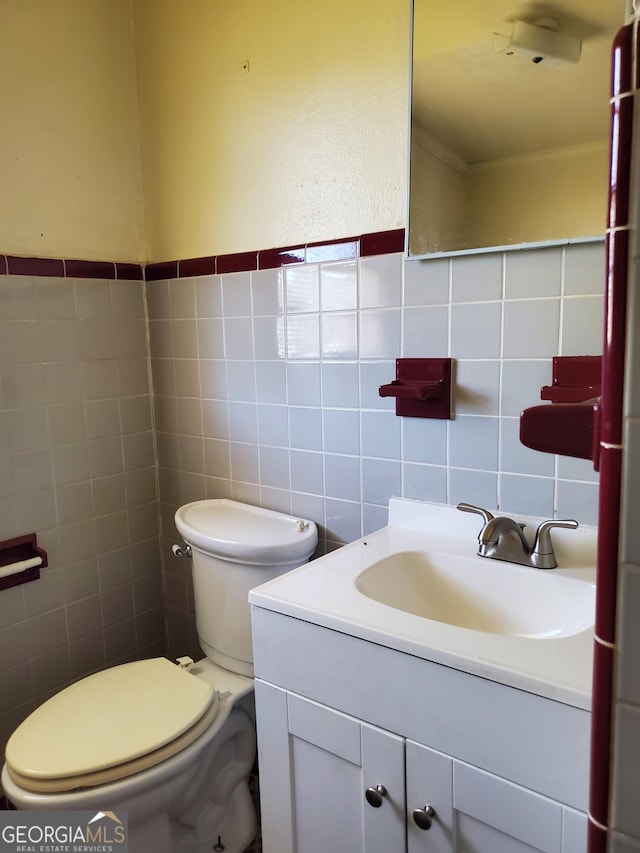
[0,533,48,592]
[540,355,602,402]
[520,355,602,467]
[379,358,452,419]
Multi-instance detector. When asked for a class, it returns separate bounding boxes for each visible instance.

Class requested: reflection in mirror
[408,0,626,257]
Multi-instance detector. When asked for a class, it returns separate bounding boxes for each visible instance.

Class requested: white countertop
[249,498,597,710]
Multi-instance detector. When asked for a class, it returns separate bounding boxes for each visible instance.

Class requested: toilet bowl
[1,499,317,853]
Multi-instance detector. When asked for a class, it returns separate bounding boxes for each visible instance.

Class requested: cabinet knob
[365,785,387,808]
[412,804,435,830]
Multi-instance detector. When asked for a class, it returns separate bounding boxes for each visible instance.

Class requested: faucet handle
[531,518,578,568]
[457,503,495,525]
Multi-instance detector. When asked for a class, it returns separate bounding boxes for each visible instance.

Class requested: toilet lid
[5,658,216,785]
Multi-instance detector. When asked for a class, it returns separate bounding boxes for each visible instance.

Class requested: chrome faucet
[457,503,578,569]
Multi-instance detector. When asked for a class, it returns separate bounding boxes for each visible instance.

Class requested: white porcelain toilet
[1,499,317,853]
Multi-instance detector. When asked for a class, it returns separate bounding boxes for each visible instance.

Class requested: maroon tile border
[216,251,258,274]
[0,229,406,284]
[258,245,305,269]
[1,255,143,280]
[145,260,179,281]
[360,228,405,256]
[65,259,116,279]
[6,255,64,277]
[305,238,360,264]
[115,262,144,281]
[179,256,216,277]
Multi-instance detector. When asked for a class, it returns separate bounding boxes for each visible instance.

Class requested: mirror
[408,0,626,258]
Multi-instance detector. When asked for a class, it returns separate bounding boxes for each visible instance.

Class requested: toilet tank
[175,499,317,677]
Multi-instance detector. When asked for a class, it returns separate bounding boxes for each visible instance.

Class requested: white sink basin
[249,498,597,708]
[355,550,595,639]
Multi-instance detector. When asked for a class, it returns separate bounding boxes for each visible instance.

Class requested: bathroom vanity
[249,499,596,852]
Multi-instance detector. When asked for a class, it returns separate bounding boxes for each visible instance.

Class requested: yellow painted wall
[408,126,466,255]
[0,0,146,262]
[133,0,410,263]
[463,144,608,250]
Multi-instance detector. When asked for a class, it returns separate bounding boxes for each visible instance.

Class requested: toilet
[1,499,317,853]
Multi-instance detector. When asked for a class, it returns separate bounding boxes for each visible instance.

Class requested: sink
[355,550,595,639]
[249,498,598,708]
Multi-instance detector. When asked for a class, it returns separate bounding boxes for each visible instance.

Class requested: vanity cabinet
[255,681,587,853]
[251,607,590,853]
[255,682,405,853]
[406,741,587,853]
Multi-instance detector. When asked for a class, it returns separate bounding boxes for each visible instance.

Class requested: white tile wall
[149,241,604,657]
[0,274,164,757]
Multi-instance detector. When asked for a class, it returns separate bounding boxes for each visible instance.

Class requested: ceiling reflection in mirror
[408,0,626,258]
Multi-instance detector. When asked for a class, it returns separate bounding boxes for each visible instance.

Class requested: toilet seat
[5,658,219,794]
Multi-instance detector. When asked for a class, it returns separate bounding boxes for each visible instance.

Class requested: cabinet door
[255,680,405,853]
[407,740,571,853]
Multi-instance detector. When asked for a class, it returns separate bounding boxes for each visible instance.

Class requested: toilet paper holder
[0,533,48,592]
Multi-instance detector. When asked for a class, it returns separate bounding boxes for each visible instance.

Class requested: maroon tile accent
[216,251,258,274]
[601,229,629,446]
[6,255,65,277]
[636,20,640,91]
[589,639,614,829]
[587,817,608,853]
[145,260,179,282]
[115,262,144,281]
[1,228,410,283]
[258,246,306,269]
[608,94,633,231]
[65,259,116,279]
[305,238,360,264]
[359,228,405,257]
[611,24,633,97]
[595,445,622,643]
[179,256,216,278]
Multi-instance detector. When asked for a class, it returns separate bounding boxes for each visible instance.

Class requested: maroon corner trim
[601,229,629,446]
[65,259,116,279]
[607,96,633,231]
[595,446,622,643]
[258,246,306,269]
[145,260,178,281]
[179,256,216,277]
[360,228,405,256]
[305,238,360,264]
[6,255,65,277]
[587,816,608,853]
[216,251,258,274]
[0,256,6,275]
[636,20,640,90]
[589,639,615,829]
[115,263,144,281]
[612,23,633,98]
